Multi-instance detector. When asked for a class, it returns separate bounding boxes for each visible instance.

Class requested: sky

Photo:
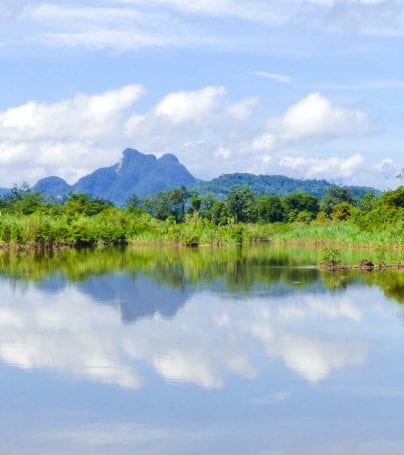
[0,0,403,189]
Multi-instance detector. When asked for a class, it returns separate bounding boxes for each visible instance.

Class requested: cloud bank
[0,84,399,189]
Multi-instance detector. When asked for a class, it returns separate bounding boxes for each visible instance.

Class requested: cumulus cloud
[0,85,144,184]
[0,84,144,141]
[0,84,399,188]
[279,153,364,179]
[155,86,225,123]
[252,93,370,151]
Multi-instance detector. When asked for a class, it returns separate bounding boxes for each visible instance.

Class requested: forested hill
[6,148,380,204]
[194,173,378,200]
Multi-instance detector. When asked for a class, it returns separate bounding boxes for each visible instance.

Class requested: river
[0,246,403,454]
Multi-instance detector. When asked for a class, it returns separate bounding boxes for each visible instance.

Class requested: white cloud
[0,85,144,184]
[253,92,370,150]
[252,71,292,84]
[0,84,399,189]
[278,153,364,179]
[155,86,225,123]
[0,84,144,141]
[228,96,258,120]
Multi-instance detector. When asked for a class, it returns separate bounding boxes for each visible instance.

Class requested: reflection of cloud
[275,334,366,382]
[0,285,142,388]
[278,296,362,320]
[42,422,224,455]
[0,280,373,388]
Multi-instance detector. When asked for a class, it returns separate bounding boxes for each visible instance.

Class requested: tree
[282,192,319,222]
[331,202,352,221]
[2,183,46,215]
[167,186,190,222]
[64,193,114,216]
[143,186,191,222]
[381,186,404,209]
[126,193,142,213]
[359,192,378,212]
[226,186,256,223]
[210,201,231,225]
[320,185,354,217]
[256,195,284,223]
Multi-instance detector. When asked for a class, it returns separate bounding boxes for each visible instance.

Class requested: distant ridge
[194,173,377,200]
[4,148,378,204]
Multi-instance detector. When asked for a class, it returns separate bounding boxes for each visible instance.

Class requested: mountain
[33,148,197,205]
[23,148,379,204]
[195,173,378,199]
[0,188,9,196]
[34,176,72,200]
[73,148,197,204]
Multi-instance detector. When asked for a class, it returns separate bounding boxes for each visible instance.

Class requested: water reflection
[0,246,402,301]
[0,246,401,390]
[0,278,371,388]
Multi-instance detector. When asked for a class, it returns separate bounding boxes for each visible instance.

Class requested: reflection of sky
[0,277,373,388]
[0,273,404,454]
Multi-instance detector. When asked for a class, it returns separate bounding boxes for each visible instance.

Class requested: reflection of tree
[321,271,355,292]
[321,268,404,304]
[368,270,404,304]
[0,246,402,303]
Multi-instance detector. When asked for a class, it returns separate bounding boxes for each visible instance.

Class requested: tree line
[129,184,403,226]
[0,182,403,225]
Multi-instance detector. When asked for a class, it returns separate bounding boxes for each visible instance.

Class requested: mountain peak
[33,176,71,200]
[122,148,142,157]
[67,148,196,204]
[159,153,179,164]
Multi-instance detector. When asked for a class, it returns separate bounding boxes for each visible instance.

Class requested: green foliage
[0,183,46,215]
[143,185,190,222]
[320,184,354,217]
[282,192,319,221]
[256,195,284,223]
[225,186,256,223]
[64,193,114,217]
[331,202,353,221]
[375,246,387,266]
[381,186,404,209]
[322,248,342,267]
[360,192,378,212]
[194,172,376,200]
[0,183,401,249]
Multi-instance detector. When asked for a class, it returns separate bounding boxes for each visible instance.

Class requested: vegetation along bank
[0,183,402,249]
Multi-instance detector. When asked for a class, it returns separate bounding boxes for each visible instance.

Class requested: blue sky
[0,0,403,189]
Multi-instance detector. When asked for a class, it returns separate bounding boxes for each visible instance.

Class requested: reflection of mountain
[37,273,191,323]
[76,274,191,323]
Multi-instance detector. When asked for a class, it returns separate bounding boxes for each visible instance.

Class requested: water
[0,246,403,454]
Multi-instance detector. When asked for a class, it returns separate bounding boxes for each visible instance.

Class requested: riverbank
[0,213,402,251]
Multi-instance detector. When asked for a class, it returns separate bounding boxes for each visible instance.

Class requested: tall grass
[0,210,402,249]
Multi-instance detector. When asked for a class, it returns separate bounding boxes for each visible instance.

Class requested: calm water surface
[0,246,403,455]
